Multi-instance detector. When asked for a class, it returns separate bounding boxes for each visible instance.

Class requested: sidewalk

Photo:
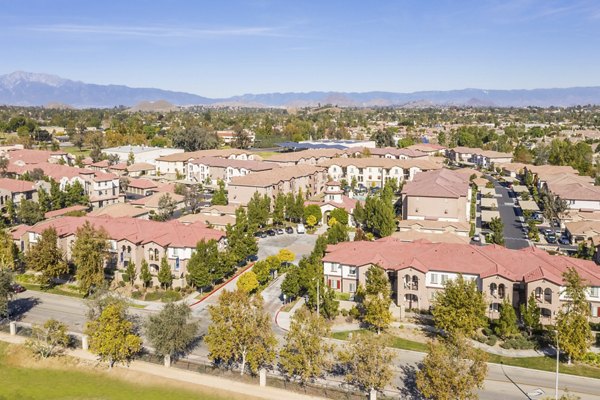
[0,332,325,400]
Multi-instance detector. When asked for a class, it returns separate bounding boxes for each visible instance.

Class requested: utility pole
[316,278,320,316]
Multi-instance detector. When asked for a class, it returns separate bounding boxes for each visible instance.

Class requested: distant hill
[1,71,599,108]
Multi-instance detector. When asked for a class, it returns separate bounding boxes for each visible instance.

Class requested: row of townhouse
[227,165,328,205]
[321,157,443,188]
[155,149,257,176]
[85,159,156,178]
[10,162,121,209]
[344,146,430,160]
[17,216,225,288]
[0,178,40,209]
[447,146,513,168]
[187,156,279,185]
[263,149,346,166]
[322,237,600,322]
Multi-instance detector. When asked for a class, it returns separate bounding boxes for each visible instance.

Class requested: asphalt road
[7,232,600,399]
[491,178,531,250]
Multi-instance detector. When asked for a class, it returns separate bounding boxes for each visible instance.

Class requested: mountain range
[1,71,599,109]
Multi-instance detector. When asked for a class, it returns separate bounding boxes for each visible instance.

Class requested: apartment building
[263,149,345,166]
[227,165,327,205]
[2,148,70,166]
[447,147,513,167]
[216,129,255,145]
[0,178,38,209]
[401,169,472,223]
[20,216,225,288]
[344,147,429,160]
[322,238,600,322]
[187,157,277,184]
[322,157,442,188]
[155,149,256,176]
[12,163,120,209]
[405,143,447,156]
[304,181,360,226]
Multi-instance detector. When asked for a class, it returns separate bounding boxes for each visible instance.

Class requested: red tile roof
[323,238,600,286]
[0,178,35,193]
[27,216,224,248]
[127,178,158,190]
[44,205,88,219]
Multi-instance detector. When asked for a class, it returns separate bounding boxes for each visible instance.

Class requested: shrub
[475,335,487,344]
[500,335,535,350]
[121,273,130,283]
[482,327,494,337]
[118,281,126,288]
[349,305,362,320]
[162,289,182,303]
[341,309,349,317]
[583,352,600,367]
[144,291,162,302]
[486,335,498,346]
[131,291,142,300]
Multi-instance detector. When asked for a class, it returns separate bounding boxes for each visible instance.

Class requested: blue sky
[1,0,599,97]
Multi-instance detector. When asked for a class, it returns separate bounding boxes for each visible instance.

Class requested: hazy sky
[1,0,599,97]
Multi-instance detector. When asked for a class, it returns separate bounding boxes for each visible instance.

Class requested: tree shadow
[398,364,425,399]
[8,296,40,321]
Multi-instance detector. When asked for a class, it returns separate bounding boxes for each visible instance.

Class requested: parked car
[558,236,570,245]
[11,284,26,293]
[254,231,263,238]
[546,234,557,244]
[297,223,306,234]
[266,229,276,236]
[471,235,481,242]
[246,254,258,263]
[276,228,284,235]
[544,228,554,235]
[285,226,294,234]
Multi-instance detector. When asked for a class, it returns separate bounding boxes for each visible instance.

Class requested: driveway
[490,178,530,250]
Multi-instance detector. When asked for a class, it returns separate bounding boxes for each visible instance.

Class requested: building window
[349,283,356,292]
[331,263,339,273]
[148,249,154,261]
[535,287,542,300]
[490,283,497,296]
[154,249,159,261]
[348,267,356,276]
[589,287,599,298]
[544,288,552,304]
[440,274,448,284]
[430,273,438,284]
[498,284,505,299]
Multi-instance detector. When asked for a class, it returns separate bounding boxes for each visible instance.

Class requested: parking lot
[257,232,318,264]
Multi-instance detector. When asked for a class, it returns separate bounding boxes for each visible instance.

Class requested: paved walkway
[0,332,325,400]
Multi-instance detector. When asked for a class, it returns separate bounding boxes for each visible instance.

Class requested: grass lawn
[62,146,91,157]
[0,341,240,400]
[254,151,278,159]
[18,282,85,299]
[332,330,600,379]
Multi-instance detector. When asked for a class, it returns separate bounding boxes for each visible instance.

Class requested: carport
[519,200,540,211]
[480,188,497,197]
[481,210,501,225]
[480,197,498,209]
[512,185,529,193]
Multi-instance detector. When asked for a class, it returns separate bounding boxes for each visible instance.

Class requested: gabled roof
[323,238,600,286]
[229,165,325,188]
[25,216,224,248]
[189,156,277,171]
[0,178,35,193]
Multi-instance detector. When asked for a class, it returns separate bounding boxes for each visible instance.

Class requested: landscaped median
[331,329,600,379]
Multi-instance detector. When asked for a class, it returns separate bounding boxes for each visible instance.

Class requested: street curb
[188,262,255,308]
[274,306,289,332]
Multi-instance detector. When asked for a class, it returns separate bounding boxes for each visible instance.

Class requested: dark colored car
[267,229,276,236]
[558,236,570,245]
[246,254,258,263]
[254,231,263,238]
[546,235,557,244]
[285,226,294,234]
[11,283,26,293]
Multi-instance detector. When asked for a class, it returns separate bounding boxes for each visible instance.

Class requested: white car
[296,223,306,234]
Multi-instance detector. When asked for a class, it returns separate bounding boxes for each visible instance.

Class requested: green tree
[85,302,142,368]
[303,204,322,225]
[72,222,109,295]
[0,229,19,271]
[205,290,276,375]
[145,302,198,367]
[236,271,259,293]
[487,217,505,245]
[279,308,332,384]
[155,193,177,221]
[247,192,270,228]
[363,267,393,334]
[329,208,349,226]
[171,126,219,152]
[127,151,135,166]
[186,239,219,291]
[306,214,317,229]
[364,195,396,237]
[0,156,8,177]
[520,292,541,336]
[125,262,136,286]
[0,269,13,318]
[211,179,228,205]
[272,193,286,226]
[416,336,488,400]
[432,274,487,337]
[26,319,70,358]
[140,259,152,288]
[353,201,365,227]
[226,207,258,264]
[495,297,519,339]
[278,249,295,266]
[17,199,44,225]
[556,268,593,364]
[326,220,349,244]
[25,227,67,287]
[5,199,16,225]
[157,257,172,289]
[37,188,51,213]
[338,333,394,396]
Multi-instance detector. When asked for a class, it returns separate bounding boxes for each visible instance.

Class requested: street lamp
[554,329,559,400]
